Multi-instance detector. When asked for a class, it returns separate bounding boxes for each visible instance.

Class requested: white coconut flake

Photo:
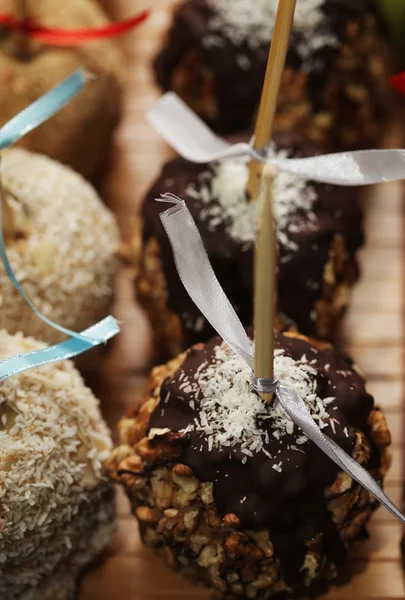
[205,0,338,67]
[190,342,337,456]
[186,151,318,250]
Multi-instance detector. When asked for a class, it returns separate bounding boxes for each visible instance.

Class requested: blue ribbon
[0,318,119,382]
[0,69,89,149]
[0,69,120,379]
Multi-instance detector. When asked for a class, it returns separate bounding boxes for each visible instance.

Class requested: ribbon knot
[147,92,405,187]
[252,374,280,395]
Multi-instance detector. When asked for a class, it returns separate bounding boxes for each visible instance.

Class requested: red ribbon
[0,10,149,46]
[391,72,405,96]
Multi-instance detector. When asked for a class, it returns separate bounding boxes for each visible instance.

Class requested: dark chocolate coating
[154,0,380,135]
[149,331,377,586]
[141,132,364,345]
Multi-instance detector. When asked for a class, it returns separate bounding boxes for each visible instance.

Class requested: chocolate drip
[149,332,375,586]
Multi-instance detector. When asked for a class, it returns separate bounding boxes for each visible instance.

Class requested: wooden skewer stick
[254,165,278,404]
[17,0,29,19]
[252,0,297,406]
[247,0,297,201]
[15,0,30,59]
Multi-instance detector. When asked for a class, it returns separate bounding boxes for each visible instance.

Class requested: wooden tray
[80,1,405,598]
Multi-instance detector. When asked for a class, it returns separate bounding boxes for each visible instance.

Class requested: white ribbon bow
[148,92,405,186]
[158,193,405,524]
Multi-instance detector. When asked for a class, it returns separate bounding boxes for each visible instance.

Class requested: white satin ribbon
[157,193,405,525]
[148,93,405,186]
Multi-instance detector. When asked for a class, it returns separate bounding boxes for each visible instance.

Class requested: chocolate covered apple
[132,132,363,361]
[108,329,391,598]
[154,0,391,149]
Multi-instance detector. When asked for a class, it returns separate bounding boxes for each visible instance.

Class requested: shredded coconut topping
[186,342,335,457]
[186,153,318,250]
[205,0,338,64]
[0,331,114,598]
[0,148,119,344]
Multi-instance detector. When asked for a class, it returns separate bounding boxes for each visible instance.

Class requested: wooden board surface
[79,1,405,598]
